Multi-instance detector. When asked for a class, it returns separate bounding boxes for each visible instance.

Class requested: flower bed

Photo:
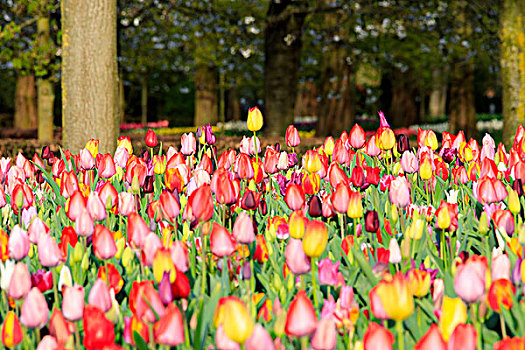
[0,109,524,349]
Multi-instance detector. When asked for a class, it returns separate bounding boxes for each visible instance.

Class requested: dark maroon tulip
[308,195,322,218]
[41,145,51,160]
[442,148,456,163]
[259,199,267,216]
[396,134,409,153]
[365,210,379,233]
[143,176,154,193]
[513,179,524,196]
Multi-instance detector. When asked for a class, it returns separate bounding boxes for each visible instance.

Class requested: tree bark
[62,0,118,154]
[14,74,37,130]
[141,74,148,126]
[295,81,318,118]
[429,67,448,118]
[264,0,307,137]
[119,71,125,123]
[500,0,525,147]
[194,64,218,126]
[226,86,241,121]
[389,69,418,127]
[37,17,54,142]
[449,60,476,138]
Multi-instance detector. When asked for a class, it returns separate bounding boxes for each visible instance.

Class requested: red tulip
[83,305,115,350]
[328,162,349,188]
[97,263,124,294]
[130,280,165,323]
[159,190,180,220]
[20,287,49,329]
[60,170,79,199]
[188,184,214,222]
[477,176,507,204]
[493,337,525,350]
[236,153,254,180]
[59,226,78,259]
[264,147,279,174]
[11,183,33,214]
[213,170,238,205]
[154,303,185,346]
[171,267,191,299]
[31,270,53,293]
[414,324,446,350]
[285,183,305,211]
[92,224,117,260]
[87,191,107,221]
[285,290,317,337]
[145,129,158,147]
[331,184,350,214]
[210,222,236,257]
[127,212,150,249]
[363,322,394,350]
[487,279,515,312]
[97,153,116,179]
[349,124,366,149]
[447,323,477,350]
[286,125,301,148]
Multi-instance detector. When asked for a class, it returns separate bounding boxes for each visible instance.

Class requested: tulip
[85,139,99,157]
[286,125,301,148]
[218,297,254,344]
[310,317,336,350]
[67,190,86,222]
[288,210,306,239]
[87,192,107,221]
[439,297,467,341]
[0,260,15,291]
[188,184,214,222]
[37,233,64,267]
[414,324,446,350]
[113,146,129,168]
[376,127,395,151]
[48,308,73,347]
[76,208,94,237]
[83,305,115,349]
[57,265,72,291]
[131,281,165,323]
[28,217,49,244]
[389,176,411,208]
[97,153,116,179]
[145,129,158,147]
[302,220,328,258]
[347,190,363,219]
[8,225,29,260]
[118,191,135,216]
[285,290,317,337]
[245,324,275,350]
[99,181,118,210]
[477,177,507,204]
[159,190,180,220]
[8,262,31,300]
[331,184,350,214]
[1,311,23,348]
[318,258,340,286]
[363,322,394,350]
[232,212,255,244]
[60,170,79,199]
[492,253,511,281]
[487,279,515,312]
[247,107,263,132]
[454,256,487,303]
[170,241,189,272]
[210,223,236,257]
[365,210,379,232]
[493,337,525,350]
[153,248,176,283]
[447,323,477,350]
[154,303,185,346]
[62,284,85,321]
[401,151,419,174]
[369,286,388,320]
[92,224,117,260]
[349,124,366,149]
[88,279,112,312]
[171,267,191,299]
[127,212,150,249]
[308,195,322,217]
[375,272,414,321]
[285,238,311,275]
[20,287,49,329]
[58,226,78,260]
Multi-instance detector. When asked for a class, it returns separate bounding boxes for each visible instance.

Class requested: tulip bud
[391,205,398,225]
[122,247,133,268]
[479,212,489,235]
[397,134,409,153]
[508,189,520,215]
[131,174,140,194]
[513,179,524,196]
[115,238,125,260]
[289,211,306,239]
[408,219,425,240]
[81,252,90,271]
[308,195,322,218]
[437,206,451,230]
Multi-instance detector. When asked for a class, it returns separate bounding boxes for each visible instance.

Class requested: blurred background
[0,0,522,155]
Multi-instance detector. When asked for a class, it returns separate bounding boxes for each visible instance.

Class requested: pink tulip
[401,151,419,174]
[154,303,185,346]
[159,190,180,220]
[318,258,339,286]
[142,232,163,266]
[388,238,402,264]
[389,176,411,208]
[447,323,477,350]
[87,191,107,221]
[79,148,95,170]
[88,279,112,312]
[28,217,50,244]
[454,257,487,303]
[170,241,189,273]
[232,212,255,244]
[369,286,388,320]
[181,133,196,156]
[245,324,275,350]
[285,290,317,337]
[210,223,236,258]
[118,191,135,216]
[311,317,337,350]
[36,336,59,350]
[363,322,394,350]
[8,225,30,260]
[62,284,85,321]
[215,324,240,350]
[127,212,150,249]
[20,287,49,328]
[113,146,130,168]
[414,324,446,350]
[97,153,117,179]
[37,234,64,267]
[75,208,94,237]
[285,238,311,275]
[432,278,445,310]
[8,262,31,299]
[349,124,366,149]
[92,224,117,260]
[491,253,511,281]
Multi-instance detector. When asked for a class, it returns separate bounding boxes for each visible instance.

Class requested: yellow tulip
[122,247,133,268]
[408,219,425,240]
[419,159,432,180]
[289,211,306,239]
[479,212,489,235]
[439,297,467,341]
[437,205,451,230]
[407,269,431,297]
[222,298,254,344]
[375,272,415,321]
[324,137,335,156]
[508,188,520,215]
[85,139,99,158]
[152,248,176,283]
[247,107,263,132]
[302,220,328,258]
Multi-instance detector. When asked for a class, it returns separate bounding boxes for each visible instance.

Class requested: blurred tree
[62,0,118,153]
[500,0,525,147]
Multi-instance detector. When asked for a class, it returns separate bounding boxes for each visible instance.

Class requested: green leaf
[133,331,149,350]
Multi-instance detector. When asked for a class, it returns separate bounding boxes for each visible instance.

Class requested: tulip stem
[35,328,40,344]
[201,228,207,296]
[148,323,155,349]
[339,214,345,240]
[311,257,319,316]
[396,320,404,350]
[253,131,258,163]
[500,314,507,338]
[473,303,482,350]
[75,322,81,349]
[52,268,59,309]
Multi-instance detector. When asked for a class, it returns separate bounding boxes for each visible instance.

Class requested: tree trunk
[119,71,125,123]
[294,81,318,118]
[37,17,54,142]
[264,0,307,137]
[141,74,148,126]
[14,74,37,130]
[62,0,118,154]
[500,0,525,147]
[194,64,218,126]
[449,60,476,138]
[389,69,418,127]
[429,67,448,118]
[226,86,241,121]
